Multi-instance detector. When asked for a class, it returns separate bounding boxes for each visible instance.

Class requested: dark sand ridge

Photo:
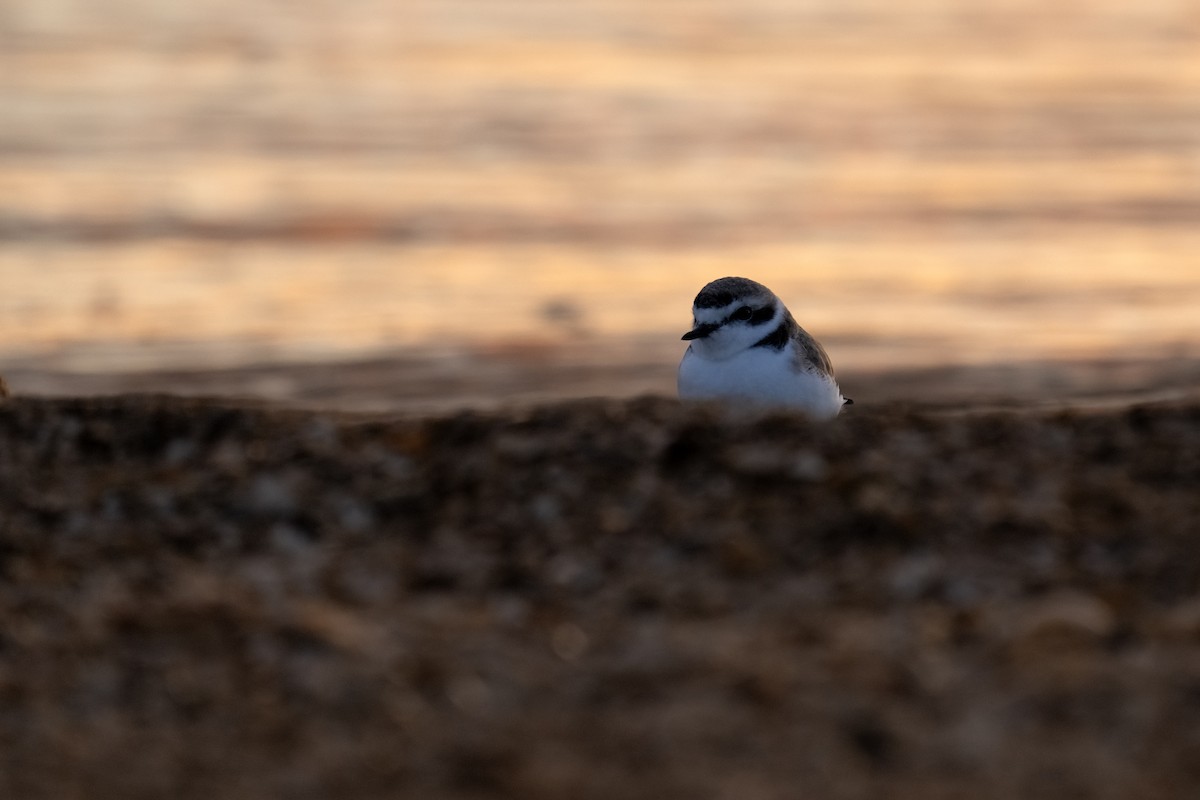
[6,349,1200,414]
[2,391,1200,799]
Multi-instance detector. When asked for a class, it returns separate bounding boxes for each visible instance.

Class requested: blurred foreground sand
[2,394,1200,799]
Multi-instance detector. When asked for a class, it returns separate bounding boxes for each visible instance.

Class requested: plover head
[680,276,783,361]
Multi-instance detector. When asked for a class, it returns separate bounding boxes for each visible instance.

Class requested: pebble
[1011,590,1116,644]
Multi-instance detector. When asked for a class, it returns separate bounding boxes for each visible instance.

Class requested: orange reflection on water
[1,0,1199,379]
[2,231,1198,372]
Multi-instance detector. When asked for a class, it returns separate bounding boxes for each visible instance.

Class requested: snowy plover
[677,277,852,419]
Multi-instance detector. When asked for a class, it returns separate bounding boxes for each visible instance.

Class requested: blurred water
[3,0,1199,378]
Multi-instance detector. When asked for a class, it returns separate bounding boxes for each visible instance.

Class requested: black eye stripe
[748,306,775,325]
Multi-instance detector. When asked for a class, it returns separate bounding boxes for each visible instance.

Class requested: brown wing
[791,324,836,378]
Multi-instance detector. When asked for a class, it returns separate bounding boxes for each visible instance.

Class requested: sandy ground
[2,388,1200,799]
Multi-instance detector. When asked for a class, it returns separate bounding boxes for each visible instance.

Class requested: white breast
[677,344,844,420]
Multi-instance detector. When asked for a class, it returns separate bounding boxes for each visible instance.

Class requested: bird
[677,276,852,419]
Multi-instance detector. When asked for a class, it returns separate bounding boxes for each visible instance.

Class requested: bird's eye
[732,306,754,321]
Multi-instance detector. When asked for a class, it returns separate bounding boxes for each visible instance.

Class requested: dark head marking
[752,321,790,350]
[693,277,773,309]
